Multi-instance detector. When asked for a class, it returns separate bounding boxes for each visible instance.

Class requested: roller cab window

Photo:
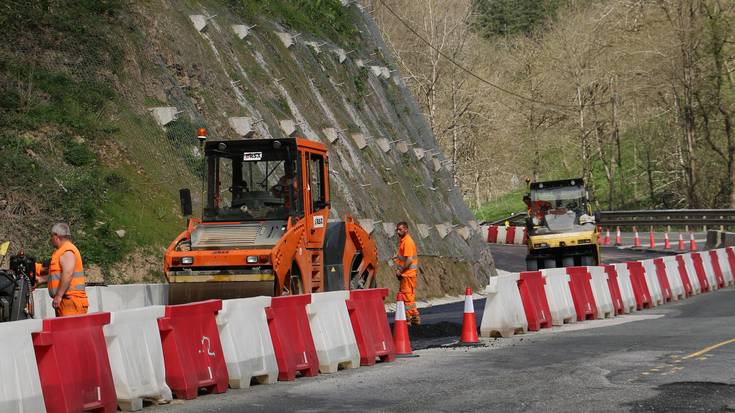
[204,140,303,222]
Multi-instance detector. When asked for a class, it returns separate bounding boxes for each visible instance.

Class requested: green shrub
[64,142,96,166]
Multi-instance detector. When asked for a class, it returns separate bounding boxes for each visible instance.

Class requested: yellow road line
[682,338,735,360]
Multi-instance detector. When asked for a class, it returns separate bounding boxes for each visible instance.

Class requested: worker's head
[396,221,409,238]
[50,223,71,248]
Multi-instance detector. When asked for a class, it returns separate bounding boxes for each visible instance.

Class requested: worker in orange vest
[523,194,550,222]
[393,222,420,325]
[38,223,89,316]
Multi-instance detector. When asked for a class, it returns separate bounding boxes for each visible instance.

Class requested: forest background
[369,0,735,220]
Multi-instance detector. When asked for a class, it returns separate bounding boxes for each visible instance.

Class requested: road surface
[153,283,735,412]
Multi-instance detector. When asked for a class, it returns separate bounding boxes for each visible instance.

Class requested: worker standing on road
[39,223,88,316]
[393,222,420,326]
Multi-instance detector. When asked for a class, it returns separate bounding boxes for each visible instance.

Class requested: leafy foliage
[471,0,562,37]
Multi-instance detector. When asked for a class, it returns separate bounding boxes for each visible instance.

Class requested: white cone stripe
[395,300,406,321]
[464,295,474,313]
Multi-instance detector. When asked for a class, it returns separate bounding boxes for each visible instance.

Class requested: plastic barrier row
[3,288,395,413]
[33,284,169,319]
[483,225,527,245]
[480,247,735,339]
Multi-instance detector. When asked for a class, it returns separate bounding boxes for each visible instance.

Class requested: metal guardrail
[483,212,527,226]
[482,209,735,228]
[598,209,735,227]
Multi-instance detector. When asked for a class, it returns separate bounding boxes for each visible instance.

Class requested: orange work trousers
[55,295,89,317]
[399,275,419,318]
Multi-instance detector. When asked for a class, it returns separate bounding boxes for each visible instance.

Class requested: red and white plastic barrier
[540,268,578,326]
[587,266,615,319]
[216,296,278,389]
[610,263,638,313]
[640,259,664,306]
[483,225,527,245]
[480,273,529,337]
[0,319,46,413]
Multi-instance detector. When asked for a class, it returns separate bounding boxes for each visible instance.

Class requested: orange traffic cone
[615,227,622,246]
[664,231,671,250]
[393,293,415,357]
[603,228,611,246]
[689,232,698,251]
[633,227,641,248]
[460,288,479,344]
[678,233,686,251]
[649,227,655,249]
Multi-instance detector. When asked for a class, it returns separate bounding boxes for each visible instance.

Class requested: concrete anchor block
[305,41,321,54]
[332,48,347,63]
[323,128,339,143]
[413,148,425,160]
[396,141,409,153]
[358,219,375,235]
[433,158,442,172]
[457,226,471,240]
[382,222,395,237]
[280,119,297,137]
[275,31,294,48]
[369,66,382,77]
[231,25,251,39]
[228,117,255,138]
[351,133,368,150]
[150,107,179,127]
[376,138,391,153]
[189,15,208,32]
[380,67,391,79]
[416,224,431,239]
[435,222,452,239]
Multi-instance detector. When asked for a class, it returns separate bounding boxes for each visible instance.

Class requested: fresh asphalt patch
[627,382,735,412]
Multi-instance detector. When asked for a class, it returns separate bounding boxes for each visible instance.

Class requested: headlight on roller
[246,256,258,264]
[181,256,194,265]
[533,243,549,248]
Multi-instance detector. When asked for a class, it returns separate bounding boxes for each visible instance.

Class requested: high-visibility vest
[395,234,418,277]
[48,241,86,298]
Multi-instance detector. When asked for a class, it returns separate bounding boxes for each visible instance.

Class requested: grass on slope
[0,1,182,278]
[474,187,527,222]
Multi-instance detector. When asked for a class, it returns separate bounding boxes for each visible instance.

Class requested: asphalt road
[153,282,735,412]
[150,244,735,412]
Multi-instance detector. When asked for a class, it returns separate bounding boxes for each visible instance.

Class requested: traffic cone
[664,231,671,250]
[460,288,479,344]
[603,228,611,246]
[649,227,655,249]
[615,227,622,246]
[393,293,414,356]
[633,227,641,248]
[678,233,685,251]
[689,232,698,251]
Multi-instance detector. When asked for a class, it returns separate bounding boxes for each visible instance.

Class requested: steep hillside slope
[0,0,494,296]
